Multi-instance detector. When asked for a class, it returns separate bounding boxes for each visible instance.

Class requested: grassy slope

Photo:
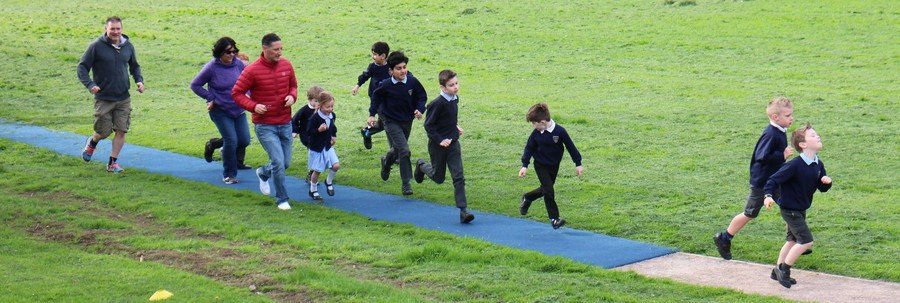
[0,140,786,302]
[0,0,896,281]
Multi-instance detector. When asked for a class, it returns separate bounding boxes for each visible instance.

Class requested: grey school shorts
[93,98,131,137]
[744,186,779,218]
[781,209,813,244]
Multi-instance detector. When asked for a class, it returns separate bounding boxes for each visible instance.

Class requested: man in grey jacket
[77,16,145,173]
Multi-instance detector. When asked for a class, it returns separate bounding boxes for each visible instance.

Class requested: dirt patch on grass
[16,190,318,302]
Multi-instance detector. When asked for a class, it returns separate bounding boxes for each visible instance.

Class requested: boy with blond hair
[764,122,832,288]
[714,97,794,260]
[292,85,325,183]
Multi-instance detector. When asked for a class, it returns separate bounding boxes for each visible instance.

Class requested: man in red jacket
[232,33,298,211]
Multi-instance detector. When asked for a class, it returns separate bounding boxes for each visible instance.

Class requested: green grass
[0,0,897,284]
[0,140,786,302]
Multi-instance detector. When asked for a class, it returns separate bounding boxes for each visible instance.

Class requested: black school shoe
[713,232,733,260]
[204,139,216,162]
[402,184,413,196]
[309,190,323,201]
[519,195,532,215]
[414,158,426,183]
[803,249,813,255]
[551,218,566,229]
[380,156,391,181]
[361,128,373,150]
[774,264,793,288]
[460,210,475,224]
[325,182,335,196]
[770,268,797,285]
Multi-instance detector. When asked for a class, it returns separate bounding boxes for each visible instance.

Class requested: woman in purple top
[190,37,251,184]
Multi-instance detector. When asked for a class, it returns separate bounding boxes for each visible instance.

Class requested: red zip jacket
[232,53,298,125]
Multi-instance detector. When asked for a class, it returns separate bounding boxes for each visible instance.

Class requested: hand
[457,125,464,137]
[254,104,268,114]
[292,133,299,138]
[518,167,528,178]
[206,101,214,111]
[330,137,336,146]
[414,110,423,120]
[351,85,360,96]
[284,95,295,107]
[575,166,584,177]
[367,116,376,127]
[318,123,328,132]
[784,146,794,159]
[821,176,832,185]
[136,82,145,93]
[440,139,451,147]
[764,197,775,209]
[90,86,101,94]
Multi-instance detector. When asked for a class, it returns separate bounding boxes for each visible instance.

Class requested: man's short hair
[438,70,457,86]
[791,122,813,152]
[261,33,281,47]
[372,42,390,56]
[105,16,122,25]
[766,96,793,117]
[387,51,408,70]
[526,103,551,122]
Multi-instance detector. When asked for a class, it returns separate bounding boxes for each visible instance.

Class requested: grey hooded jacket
[77,34,143,101]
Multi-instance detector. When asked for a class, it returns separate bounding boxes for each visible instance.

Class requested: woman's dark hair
[212,37,238,59]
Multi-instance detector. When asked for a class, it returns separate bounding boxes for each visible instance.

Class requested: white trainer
[277,202,291,210]
[256,167,271,195]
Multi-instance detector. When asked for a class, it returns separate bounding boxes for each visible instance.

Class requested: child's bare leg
[784,242,813,265]
[726,213,752,236]
[777,241,795,265]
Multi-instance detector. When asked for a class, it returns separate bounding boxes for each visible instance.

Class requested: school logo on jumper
[408,89,413,96]
[552,136,559,143]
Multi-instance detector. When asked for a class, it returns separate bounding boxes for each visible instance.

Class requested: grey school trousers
[420,139,467,209]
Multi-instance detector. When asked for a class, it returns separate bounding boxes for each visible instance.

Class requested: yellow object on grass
[149,290,174,301]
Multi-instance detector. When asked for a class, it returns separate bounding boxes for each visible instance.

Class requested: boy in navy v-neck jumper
[369,51,427,195]
[414,70,474,224]
[714,97,795,260]
[352,42,390,149]
[292,86,324,183]
[763,123,832,288]
[518,103,583,229]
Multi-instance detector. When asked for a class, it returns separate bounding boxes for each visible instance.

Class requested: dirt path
[616,253,899,303]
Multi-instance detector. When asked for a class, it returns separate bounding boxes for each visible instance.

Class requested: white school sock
[326,169,336,184]
[309,182,317,192]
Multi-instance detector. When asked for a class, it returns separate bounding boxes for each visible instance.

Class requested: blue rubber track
[0,121,675,268]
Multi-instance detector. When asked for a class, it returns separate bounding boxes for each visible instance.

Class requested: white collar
[769,120,786,133]
[540,120,556,134]
[800,153,819,165]
[440,91,457,101]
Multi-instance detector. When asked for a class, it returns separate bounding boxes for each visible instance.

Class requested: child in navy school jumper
[352,41,391,150]
[414,70,474,224]
[369,51,427,196]
[764,123,832,288]
[714,97,795,260]
[518,103,584,229]
[292,86,324,182]
[305,91,340,201]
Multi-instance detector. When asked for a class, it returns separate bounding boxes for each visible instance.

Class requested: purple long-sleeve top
[190,57,246,118]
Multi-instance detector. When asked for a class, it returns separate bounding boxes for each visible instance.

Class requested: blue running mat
[0,121,675,268]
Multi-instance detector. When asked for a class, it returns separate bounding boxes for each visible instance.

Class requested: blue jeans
[255,123,293,203]
[209,109,251,178]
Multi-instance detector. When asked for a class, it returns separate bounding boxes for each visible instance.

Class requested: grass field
[0,140,787,302]
[0,0,897,299]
